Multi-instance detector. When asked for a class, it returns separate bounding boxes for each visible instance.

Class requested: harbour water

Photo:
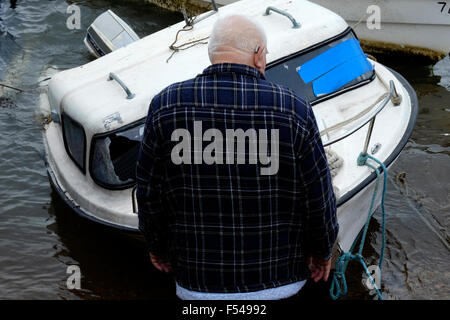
[0,0,449,299]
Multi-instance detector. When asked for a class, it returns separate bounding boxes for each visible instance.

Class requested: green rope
[330,152,387,300]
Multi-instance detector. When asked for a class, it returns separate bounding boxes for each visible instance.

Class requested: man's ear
[254,45,266,73]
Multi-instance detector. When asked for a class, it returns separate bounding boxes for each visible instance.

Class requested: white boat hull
[41,0,418,256]
[42,68,418,254]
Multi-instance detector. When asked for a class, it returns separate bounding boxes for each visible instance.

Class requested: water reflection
[434,56,450,91]
[47,191,176,300]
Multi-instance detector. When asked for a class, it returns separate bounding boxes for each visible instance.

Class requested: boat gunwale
[336,67,418,207]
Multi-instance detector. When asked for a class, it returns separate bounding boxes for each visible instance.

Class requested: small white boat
[84,10,139,58]
[41,0,417,256]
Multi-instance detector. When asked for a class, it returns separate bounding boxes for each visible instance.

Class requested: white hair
[208,14,267,62]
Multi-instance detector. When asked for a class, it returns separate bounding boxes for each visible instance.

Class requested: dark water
[0,0,449,300]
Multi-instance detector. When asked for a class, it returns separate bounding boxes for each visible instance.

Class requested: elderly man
[136,15,338,300]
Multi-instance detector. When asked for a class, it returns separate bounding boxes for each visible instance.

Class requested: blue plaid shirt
[136,63,338,293]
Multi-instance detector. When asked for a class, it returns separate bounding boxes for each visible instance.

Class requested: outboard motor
[84,10,140,58]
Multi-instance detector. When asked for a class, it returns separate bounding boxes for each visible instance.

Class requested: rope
[0,82,24,92]
[326,149,344,178]
[166,15,210,63]
[330,152,387,300]
[320,92,388,138]
[325,149,344,199]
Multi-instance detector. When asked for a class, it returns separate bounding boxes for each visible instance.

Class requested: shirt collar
[201,63,266,80]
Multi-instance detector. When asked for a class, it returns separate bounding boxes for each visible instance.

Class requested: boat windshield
[265,31,375,104]
[90,121,145,189]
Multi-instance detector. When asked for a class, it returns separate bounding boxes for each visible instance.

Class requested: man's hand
[308,255,331,282]
[150,253,173,273]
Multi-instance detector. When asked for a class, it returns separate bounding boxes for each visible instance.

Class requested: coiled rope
[330,152,387,300]
[166,13,210,63]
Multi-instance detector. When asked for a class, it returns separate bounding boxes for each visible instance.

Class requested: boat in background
[312,0,450,61]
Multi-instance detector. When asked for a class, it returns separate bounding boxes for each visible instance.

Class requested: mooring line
[0,82,24,92]
[330,153,387,300]
[0,77,52,93]
[388,175,450,251]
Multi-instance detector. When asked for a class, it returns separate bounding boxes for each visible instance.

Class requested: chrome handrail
[264,6,301,29]
[108,72,135,100]
[323,80,398,153]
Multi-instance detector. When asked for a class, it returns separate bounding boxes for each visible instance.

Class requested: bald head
[208,15,268,74]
